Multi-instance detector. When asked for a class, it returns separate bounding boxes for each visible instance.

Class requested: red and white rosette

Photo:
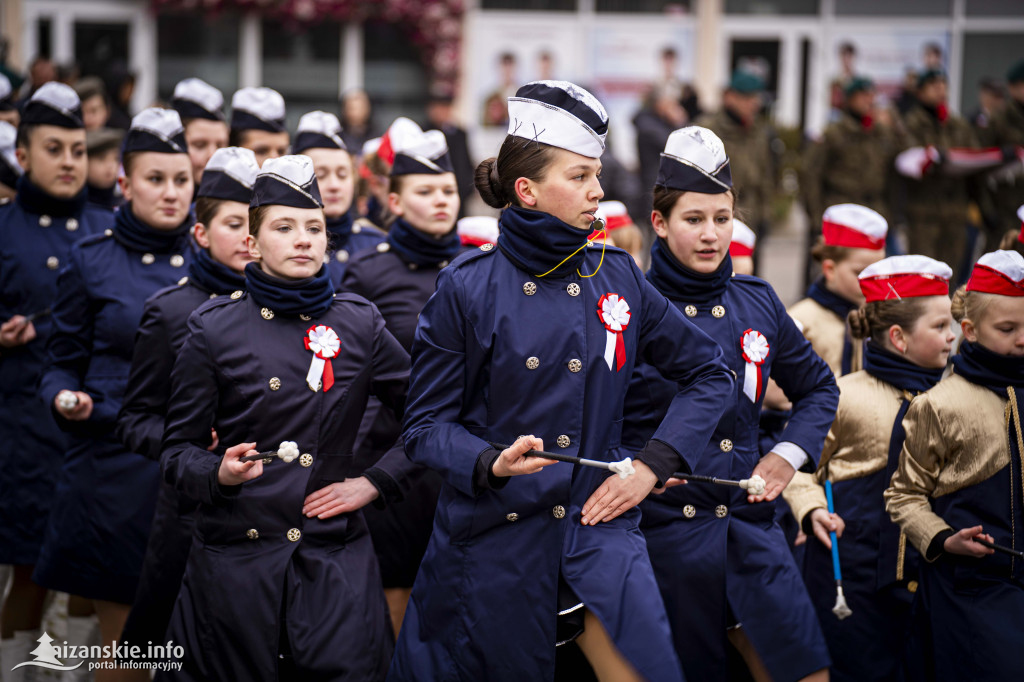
[740,329,769,402]
[304,324,340,392]
[597,293,631,371]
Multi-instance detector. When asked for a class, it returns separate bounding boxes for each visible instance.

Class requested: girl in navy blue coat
[388,82,734,682]
[0,83,112,672]
[342,120,462,634]
[34,108,194,672]
[116,146,260,650]
[160,155,411,680]
[623,126,838,682]
[293,110,385,287]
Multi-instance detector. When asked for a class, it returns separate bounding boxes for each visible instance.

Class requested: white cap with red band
[457,216,499,247]
[729,219,756,257]
[858,255,952,302]
[822,204,888,250]
[596,201,632,231]
[966,250,1024,297]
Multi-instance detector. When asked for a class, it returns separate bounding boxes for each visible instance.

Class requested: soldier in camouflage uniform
[803,77,897,229]
[697,71,776,251]
[897,69,978,281]
[977,60,1024,250]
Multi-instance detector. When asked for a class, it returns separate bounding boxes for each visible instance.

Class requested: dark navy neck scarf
[869,340,944,587]
[87,183,119,210]
[497,205,591,279]
[326,211,354,248]
[953,340,1024,398]
[807,278,860,374]
[647,238,733,305]
[188,247,246,296]
[386,216,461,269]
[112,202,192,253]
[17,174,87,218]
[244,261,335,318]
[863,342,945,394]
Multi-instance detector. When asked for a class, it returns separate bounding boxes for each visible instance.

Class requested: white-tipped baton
[826,479,853,620]
[671,472,767,496]
[56,390,79,410]
[239,441,300,463]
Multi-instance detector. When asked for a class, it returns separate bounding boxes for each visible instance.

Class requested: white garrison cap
[507,80,608,158]
[205,147,259,187]
[172,78,224,119]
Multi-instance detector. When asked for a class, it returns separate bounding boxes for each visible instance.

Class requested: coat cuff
[925,529,955,562]
[771,441,810,472]
[473,447,509,493]
[207,464,241,506]
[364,468,403,509]
[635,439,685,487]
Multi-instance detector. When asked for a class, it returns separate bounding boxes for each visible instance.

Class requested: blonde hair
[607,224,643,257]
[950,285,997,324]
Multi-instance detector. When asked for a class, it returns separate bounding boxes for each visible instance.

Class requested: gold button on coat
[39,215,52,227]
[246,529,259,540]
[46,256,59,270]
[299,454,313,467]
[230,290,243,299]
[287,528,302,542]
[715,505,728,518]
[684,305,697,317]
[300,314,311,321]
[552,505,566,519]
[177,276,189,286]
[440,260,449,268]
[506,513,519,522]
[170,254,185,267]
[719,439,733,452]
[104,229,113,236]
[261,307,274,320]
[683,505,696,519]
[712,305,725,318]
[480,243,494,251]
[526,357,540,370]
[141,253,155,265]
[408,263,418,271]
[376,242,390,253]
[269,377,281,391]
[907,580,918,593]
[335,250,349,263]
[556,435,570,448]
[65,218,79,231]
[566,283,581,297]
[523,282,537,296]
[568,359,582,373]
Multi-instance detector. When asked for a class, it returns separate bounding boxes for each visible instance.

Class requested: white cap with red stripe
[729,219,756,257]
[966,250,1024,297]
[596,201,632,231]
[822,204,887,250]
[858,255,951,302]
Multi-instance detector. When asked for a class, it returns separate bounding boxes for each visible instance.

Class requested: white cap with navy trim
[197,147,259,203]
[391,127,452,176]
[658,126,732,194]
[506,80,608,159]
[172,78,225,121]
[251,154,323,209]
[293,111,346,153]
[124,108,188,154]
[231,87,287,133]
[22,82,83,128]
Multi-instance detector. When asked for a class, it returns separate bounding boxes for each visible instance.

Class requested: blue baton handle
[825,479,842,583]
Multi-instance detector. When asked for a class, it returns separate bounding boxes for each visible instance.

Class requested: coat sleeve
[636,274,735,481]
[361,305,417,506]
[340,256,372,298]
[39,247,95,427]
[402,265,497,498]
[115,297,175,459]
[884,393,952,560]
[765,287,839,471]
[161,311,239,507]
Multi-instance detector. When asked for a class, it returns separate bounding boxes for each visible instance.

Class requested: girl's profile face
[516,147,603,231]
[963,294,1024,357]
[900,296,956,369]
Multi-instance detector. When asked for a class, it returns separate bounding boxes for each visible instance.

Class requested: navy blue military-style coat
[625,271,838,682]
[34,227,189,604]
[388,243,734,682]
[0,194,110,564]
[160,291,412,681]
[116,277,236,647]
[327,218,386,288]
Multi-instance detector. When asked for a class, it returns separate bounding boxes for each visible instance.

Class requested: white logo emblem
[11,632,83,672]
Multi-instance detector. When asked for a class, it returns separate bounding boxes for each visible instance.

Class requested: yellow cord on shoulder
[535,227,608,279]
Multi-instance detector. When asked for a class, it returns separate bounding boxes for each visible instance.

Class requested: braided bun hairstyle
[474,135,556,209]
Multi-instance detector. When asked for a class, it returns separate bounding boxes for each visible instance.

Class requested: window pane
[157,13,239,103]
[262,20,342,131]
[960,32,1024,114]
[835,0,951,16]
[362,21,429,133]
[480,0,577,10]
[725,0,819,14]
[596,0,691,12]
[965,0,1024,16]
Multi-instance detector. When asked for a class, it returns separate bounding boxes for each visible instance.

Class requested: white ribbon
[599,293,631,371]
[305,325,340,391]
[740,329,769,403]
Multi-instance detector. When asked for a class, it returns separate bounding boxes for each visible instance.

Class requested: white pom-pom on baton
[277,441,299,463]
[740,475,766,496]
[607,458,636,480]
[57,390,79,410]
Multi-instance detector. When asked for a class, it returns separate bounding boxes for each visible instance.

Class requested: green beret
[844,76,874,97]
[728,70,765,95]
[1006,59,1024,85]
[916,68,947,89]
